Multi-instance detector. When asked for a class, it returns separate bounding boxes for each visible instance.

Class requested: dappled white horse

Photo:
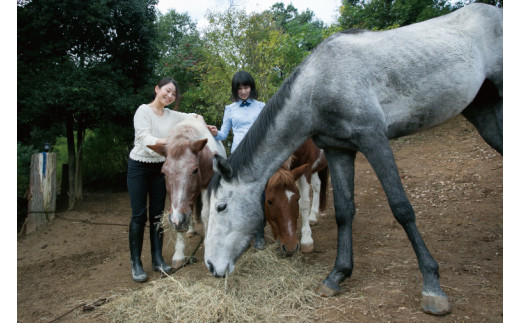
[204,4,502,316]
[148,116,226,268]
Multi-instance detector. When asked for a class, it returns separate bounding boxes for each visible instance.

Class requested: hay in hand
[102,244,329,322]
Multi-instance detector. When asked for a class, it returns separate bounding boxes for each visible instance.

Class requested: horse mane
[166,119,206,159]
[266,164,295,190]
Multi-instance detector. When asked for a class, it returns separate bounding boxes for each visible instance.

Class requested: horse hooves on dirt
[315,283,339,297]
[300,243,314,253]
[421,294,451,315]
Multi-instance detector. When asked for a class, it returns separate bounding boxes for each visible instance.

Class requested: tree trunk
[27,152,57,234]
[74,123,85,201]
[66,112,76,210]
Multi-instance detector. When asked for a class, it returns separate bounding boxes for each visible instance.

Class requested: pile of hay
[102,244,329,322]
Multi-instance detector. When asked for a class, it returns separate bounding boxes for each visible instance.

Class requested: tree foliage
[154,10,203,96]
[156,3,332,153]
[18,0,158,208]
[18,0,494,210]
[339,0,459,30]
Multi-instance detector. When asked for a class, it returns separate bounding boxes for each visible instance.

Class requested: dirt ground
[17,115,503,322]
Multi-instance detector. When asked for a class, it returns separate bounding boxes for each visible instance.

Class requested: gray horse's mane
[208,29,366,193]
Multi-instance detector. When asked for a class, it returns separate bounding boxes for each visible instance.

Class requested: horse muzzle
[280,241,300,256]
[169,210,191,232]
[205,260,233,278]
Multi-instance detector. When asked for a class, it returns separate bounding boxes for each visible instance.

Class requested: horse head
[148,138,212,232]
[265,163,309,256]
[203,154,267,278]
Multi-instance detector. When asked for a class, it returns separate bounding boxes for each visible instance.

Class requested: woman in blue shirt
[207,71,265,153]
[207,71,267,249]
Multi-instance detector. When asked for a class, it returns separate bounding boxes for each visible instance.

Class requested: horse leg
[309,172,321,225]
[186,216,196,238]
[254,191,266,250]
[254,222,266,250]
[361,132,451,315]
[172,231,186,269]
[300,178,314,253]
[316,149,356,297]
[462,79,503,155]
[298,175,312,225]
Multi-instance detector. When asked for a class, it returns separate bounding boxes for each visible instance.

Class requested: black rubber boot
[150,222,174,274]
[129,222,148,283]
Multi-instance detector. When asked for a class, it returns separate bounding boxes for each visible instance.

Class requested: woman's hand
[207,125,218,136]
[156,138,168,145]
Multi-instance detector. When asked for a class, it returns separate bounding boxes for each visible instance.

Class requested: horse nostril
[207,261,215,275]
[206,261,225,278]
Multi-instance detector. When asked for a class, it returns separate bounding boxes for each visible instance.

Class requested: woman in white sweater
[127,77,200,283]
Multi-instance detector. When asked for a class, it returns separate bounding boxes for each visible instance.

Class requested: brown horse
[264,161,309,255]
[148,117,226,268]
[289,139,328,252]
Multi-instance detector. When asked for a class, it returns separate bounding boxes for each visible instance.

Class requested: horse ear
[147,144,168,157]
[191,138,208,154]
[291,164,310,181]
[213,154,232,181]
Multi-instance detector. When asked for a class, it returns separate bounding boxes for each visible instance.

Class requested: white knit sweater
[129,104,193,163]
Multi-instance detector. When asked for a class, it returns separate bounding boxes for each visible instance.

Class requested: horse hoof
[186,230,196,238]
[300,243,314,253]
[172,258,185,269]
[315,283,339,297]
[421,294,451,315]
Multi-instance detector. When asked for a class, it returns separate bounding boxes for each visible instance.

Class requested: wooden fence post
[26,152,57,234]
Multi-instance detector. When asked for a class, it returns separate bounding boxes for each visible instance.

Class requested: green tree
[18,0,158,209]
[339,0,458,30]
[187,5,328,125]
[152,6,328,154]
[264,3,326,80]
[457,0,502,7]
[154,10,204,95]
[186,8,250,133]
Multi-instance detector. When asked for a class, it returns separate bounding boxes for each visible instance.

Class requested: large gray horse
[203,4,502,315]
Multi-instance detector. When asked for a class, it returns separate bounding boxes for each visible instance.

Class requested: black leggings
[127,158,166,225]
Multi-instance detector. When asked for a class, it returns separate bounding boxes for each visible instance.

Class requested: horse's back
[305,3,502,139]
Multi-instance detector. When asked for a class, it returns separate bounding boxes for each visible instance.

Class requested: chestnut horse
[264,160,309,255]
[148,116,226,268]
[289,139,328,252]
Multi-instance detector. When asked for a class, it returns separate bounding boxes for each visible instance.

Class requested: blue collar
[239,99,252,107]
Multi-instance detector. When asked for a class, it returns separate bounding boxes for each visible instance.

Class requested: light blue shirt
[214,98,265,153]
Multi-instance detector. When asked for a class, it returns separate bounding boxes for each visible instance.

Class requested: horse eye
[267,200,273,205]
[217,203,227,212]
[192,168,198,175]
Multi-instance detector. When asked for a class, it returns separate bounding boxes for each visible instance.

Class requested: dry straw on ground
[102,244,330,322]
